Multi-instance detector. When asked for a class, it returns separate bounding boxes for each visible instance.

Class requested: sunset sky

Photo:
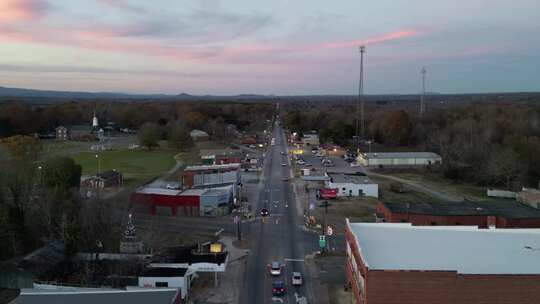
[0,0,539,95]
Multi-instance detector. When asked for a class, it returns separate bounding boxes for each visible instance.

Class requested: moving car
[296,160,306,165]
[272,280,286,296]
[260,208,270,217]
[270,261,281,275]
[281,163,287,166]
[292,272,303,286]
[280,151,286,155]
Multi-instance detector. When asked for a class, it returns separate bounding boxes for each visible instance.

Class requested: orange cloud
[0,0,49,22]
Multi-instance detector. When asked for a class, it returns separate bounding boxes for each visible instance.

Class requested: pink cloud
[219,29,420,64]
[0,19,418,65]
[0,0,49,22]
[320,29,417,49]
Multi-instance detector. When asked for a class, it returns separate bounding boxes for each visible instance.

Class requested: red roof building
[130,188,201,216]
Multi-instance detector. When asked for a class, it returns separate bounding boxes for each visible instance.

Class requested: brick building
[345,220,540,304]
[376,200,540,228]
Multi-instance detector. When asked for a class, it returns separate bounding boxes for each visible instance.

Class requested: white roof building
[347,221,540,274]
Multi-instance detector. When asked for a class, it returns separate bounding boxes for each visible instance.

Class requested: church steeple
[92,110,99,128]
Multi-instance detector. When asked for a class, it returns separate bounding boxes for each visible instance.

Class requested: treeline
[283,102,540,189]
[0,135,120,261]
[0,101,275,138]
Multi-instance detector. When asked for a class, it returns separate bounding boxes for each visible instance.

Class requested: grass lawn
[73,149,177,185]
[312,197,379,234]
[391,172,487,200]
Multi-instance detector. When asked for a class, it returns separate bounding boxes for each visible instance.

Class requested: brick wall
[366,270,540,304]
[376,202,540,228]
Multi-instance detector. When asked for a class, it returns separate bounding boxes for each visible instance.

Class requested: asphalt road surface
[241,122,318,304]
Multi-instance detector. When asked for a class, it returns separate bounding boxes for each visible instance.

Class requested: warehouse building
[130,185,234,217]
[345,220,540,304]
[325,173,378,198]
[130,188,200,216]
[376,200,540,228]
[182,164,240,189]
[357,152,441,167]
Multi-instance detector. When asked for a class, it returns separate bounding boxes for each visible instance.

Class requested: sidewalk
[188,236,248,304]
[305,254,330,304]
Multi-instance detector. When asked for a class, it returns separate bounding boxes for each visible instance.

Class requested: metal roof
[184,163,240,171]
[327,173,374,185]
[362,152,441,159]
[140,267,188,277]
[136,188,182,195]
[383,201,540,219]
[347,221,540,274]
[179,189,206,196]
[15,288,179,304]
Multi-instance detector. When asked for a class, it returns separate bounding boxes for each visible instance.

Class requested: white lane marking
[284,258,305,262]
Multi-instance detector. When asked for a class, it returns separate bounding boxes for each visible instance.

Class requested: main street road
[241,122,319,304]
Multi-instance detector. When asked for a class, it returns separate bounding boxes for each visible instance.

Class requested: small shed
[82,170,123,189]
[190,129,209,142]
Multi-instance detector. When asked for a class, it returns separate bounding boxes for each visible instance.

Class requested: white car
[281,163,287,167]
[292,272,303,286]
[166,183,181,190]
[270,261,282,275]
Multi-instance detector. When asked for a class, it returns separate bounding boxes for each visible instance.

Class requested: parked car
[292,272,303,286]
[296,160,306,165]
[269,261,282,275]
[272,280,286,296]
[166,183,181,190]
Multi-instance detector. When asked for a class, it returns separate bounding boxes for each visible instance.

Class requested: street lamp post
[95,154,101,176]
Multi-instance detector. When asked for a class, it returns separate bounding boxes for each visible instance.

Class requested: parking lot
[291,146,363,177]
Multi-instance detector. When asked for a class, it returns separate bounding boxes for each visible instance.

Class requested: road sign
[326,226,333,236]
[233,215,240,224]
[319,235,326,248]
[309,203,315,210]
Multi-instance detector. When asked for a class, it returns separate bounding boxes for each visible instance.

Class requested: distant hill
[0,85,538,104]
[0,86,274,102]
[0,86,172,100]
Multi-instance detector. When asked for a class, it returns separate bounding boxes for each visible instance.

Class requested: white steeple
[92,110,99,128]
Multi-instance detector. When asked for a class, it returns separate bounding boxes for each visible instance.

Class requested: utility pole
[420,67,426,116]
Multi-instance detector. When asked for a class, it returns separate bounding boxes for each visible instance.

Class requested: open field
[390,172,487,201]
[370,175,445,204]
[73,149,177,184]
